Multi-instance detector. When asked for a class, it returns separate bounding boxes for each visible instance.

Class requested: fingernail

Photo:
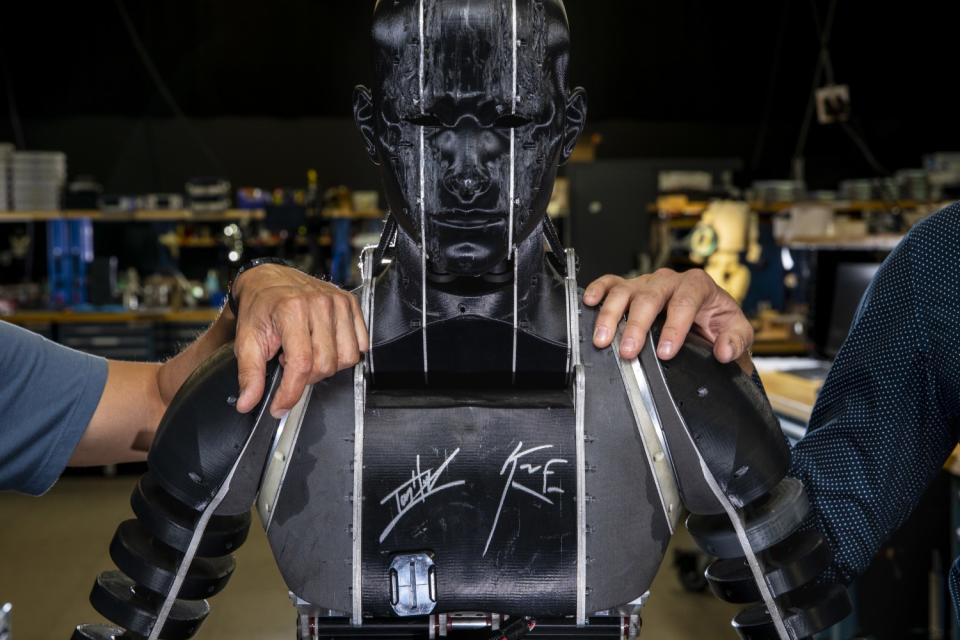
[622,338,637,354]
[584,288,596,301]
[594,326,610,343]
[658,340,674,358]
[271,408,290,420]
[721,338,737,362]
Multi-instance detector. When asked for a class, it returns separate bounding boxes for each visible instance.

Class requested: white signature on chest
[378,448,466,543]
[377,442,568,555]
[483,441,568,556]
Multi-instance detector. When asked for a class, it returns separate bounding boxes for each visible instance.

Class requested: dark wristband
[227,257,295,318]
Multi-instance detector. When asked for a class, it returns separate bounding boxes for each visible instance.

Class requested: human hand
[583,268,753,363]
[230,265,369,418]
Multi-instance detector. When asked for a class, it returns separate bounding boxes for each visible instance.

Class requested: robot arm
[633,321,851,639]
[73,345,282,640]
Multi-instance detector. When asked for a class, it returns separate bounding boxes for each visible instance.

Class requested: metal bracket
[389,553,437,617]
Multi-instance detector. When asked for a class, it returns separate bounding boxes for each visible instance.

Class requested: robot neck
[391,229,549,306]
[367,229,571,388]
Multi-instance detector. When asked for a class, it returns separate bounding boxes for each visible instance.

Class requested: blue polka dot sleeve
[789,203,960,598]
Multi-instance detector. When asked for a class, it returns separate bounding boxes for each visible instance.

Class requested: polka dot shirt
[789,202,960,615]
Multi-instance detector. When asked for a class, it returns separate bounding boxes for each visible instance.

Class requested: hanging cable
[1,50,26,149]
[749,0,792,176]
[112,0,225,175]
[790,0,839,174]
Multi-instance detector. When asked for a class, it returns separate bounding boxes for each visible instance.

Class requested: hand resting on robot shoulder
[584,267,754,371]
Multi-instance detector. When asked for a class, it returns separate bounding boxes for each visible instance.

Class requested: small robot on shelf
[690,200,762,305]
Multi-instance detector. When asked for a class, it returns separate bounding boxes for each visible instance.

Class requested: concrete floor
[0,477,739,639]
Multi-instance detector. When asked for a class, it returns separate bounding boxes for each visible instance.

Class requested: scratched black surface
[361,403,577,616]
[578,303,673,612]
[642,320,789,515]
[265,367,357,613]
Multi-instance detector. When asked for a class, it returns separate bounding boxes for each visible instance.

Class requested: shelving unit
[0,209,266,223]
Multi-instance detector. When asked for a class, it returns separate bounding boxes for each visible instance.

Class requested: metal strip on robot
[258,385,314,530]
[351,249,375,626]
[565,249,586,624]
[418,0,429,385]
[631,338,678,476]
[611,331,681,534]
[147,368,283,640]
[362,245,377,378]
[511,252,519,382]
[509,0,519,378]
[507,0,517,254]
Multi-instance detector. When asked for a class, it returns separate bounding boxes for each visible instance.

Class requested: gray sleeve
[0,321,108,495]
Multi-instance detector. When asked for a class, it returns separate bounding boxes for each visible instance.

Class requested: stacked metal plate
[12,151,66,211]
[749,180,806,204]
[0,143,12,212]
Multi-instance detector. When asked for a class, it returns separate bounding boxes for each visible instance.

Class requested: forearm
[69,307,237,466]
[157,306,236,404]
[789,229,954,585]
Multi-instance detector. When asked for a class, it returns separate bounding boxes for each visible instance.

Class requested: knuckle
[609,283,632,298]
[670,295,699,309]
[690,269,715,289]
[338,352,361,370]
[279,295,306,314]
[631,289,663,307]
[333,293,352,314]
[317,359,338,378]
[285,354,313,373]
[653,267,676,279]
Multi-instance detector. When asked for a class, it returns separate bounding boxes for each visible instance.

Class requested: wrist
[228,257,294,317]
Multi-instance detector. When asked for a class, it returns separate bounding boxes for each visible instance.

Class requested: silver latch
[389,553,437,616]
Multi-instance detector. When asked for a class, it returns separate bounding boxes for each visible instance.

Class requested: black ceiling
[1,0,956,123]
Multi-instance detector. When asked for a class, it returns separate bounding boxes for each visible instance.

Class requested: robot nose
[443,167,492,204]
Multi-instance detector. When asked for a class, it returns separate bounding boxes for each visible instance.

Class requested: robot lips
[428,212,508,274]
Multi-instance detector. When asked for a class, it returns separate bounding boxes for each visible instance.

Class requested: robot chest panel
[361,402,578,615]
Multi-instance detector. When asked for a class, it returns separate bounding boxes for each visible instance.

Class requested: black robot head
[354,0,587,277]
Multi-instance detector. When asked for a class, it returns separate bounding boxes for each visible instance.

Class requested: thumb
[234,330,270,413]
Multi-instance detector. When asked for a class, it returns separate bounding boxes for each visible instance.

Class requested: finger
[270,300,313,419]
[593,284,634,348]
[713,316,755,363]
[583,275,623,307]
[310,296,339,381]
[618,276,679,359]
[333,296,362,371]
[656,271,714,360]
[234,326,271,414]
[349,294,370,353]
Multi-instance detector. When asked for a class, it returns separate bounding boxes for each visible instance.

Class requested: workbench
[3,309,219,360]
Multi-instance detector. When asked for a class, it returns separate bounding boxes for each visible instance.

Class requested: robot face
[355,0,586,276]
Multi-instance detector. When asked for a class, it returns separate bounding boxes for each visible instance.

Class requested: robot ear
[353,84,381,167]
[560,87,587,166]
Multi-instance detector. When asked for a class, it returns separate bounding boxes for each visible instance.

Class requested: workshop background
[2,0,959,638]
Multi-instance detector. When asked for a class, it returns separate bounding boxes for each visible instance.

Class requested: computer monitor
[825,262,881,358]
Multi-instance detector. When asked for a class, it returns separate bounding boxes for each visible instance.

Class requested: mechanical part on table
[185,178,231,214]
[751,309,806,344]
[72,1,849,638]
[689,200,760,304]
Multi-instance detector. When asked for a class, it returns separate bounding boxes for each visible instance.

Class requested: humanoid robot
[73,2,851,639]
[689,201,761,305]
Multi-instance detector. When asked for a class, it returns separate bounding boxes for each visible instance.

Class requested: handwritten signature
[483,441,568,557]
[378,448,466,543]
